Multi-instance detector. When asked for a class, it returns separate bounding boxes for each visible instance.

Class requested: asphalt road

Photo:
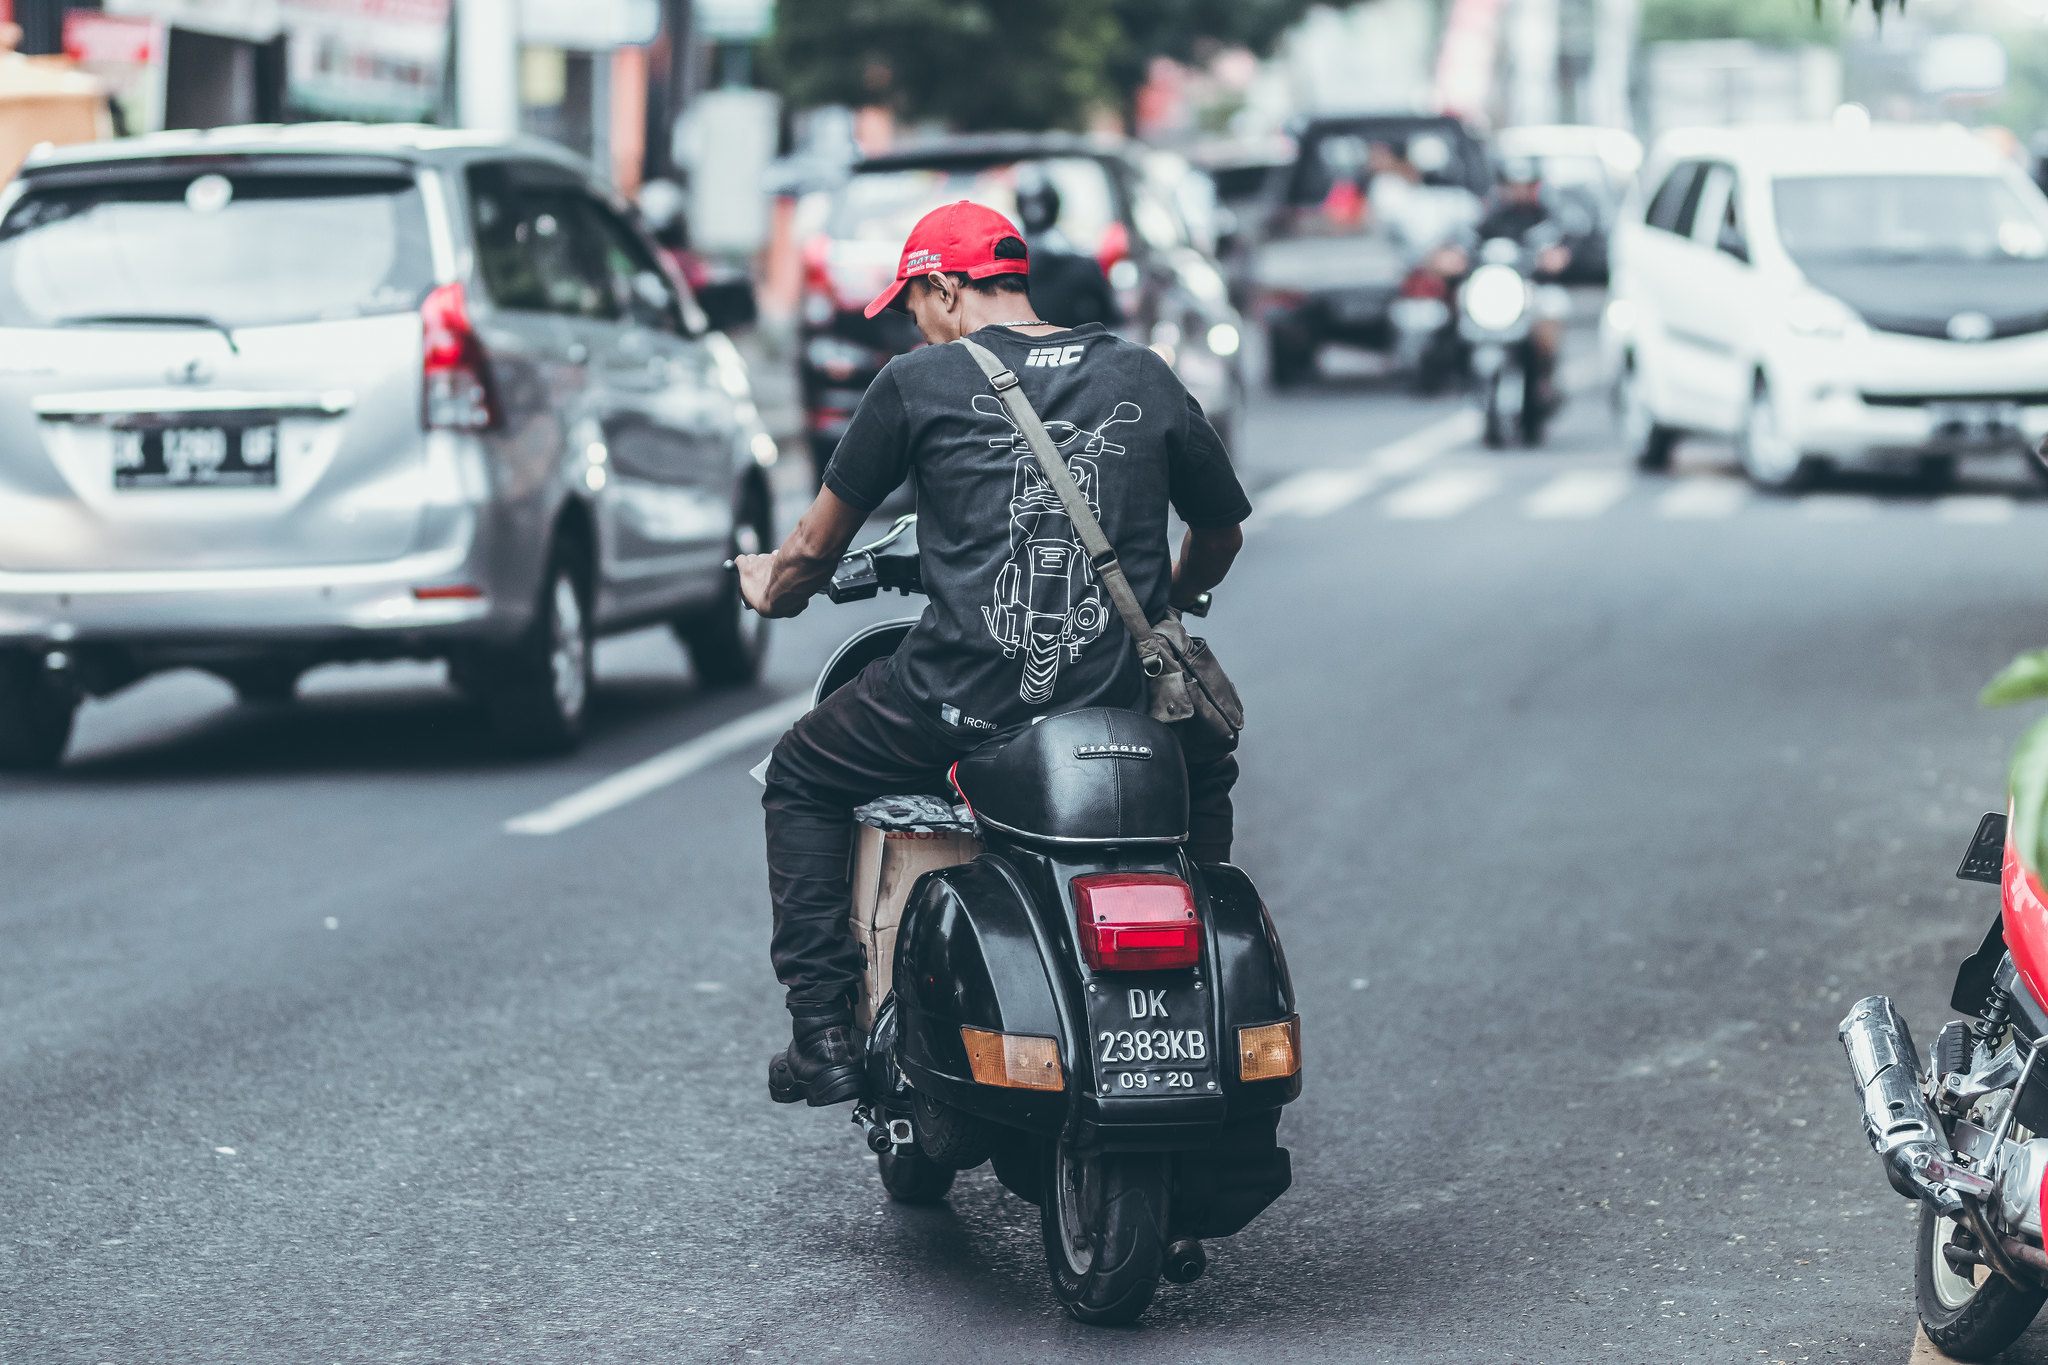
[8,332,2048,1363]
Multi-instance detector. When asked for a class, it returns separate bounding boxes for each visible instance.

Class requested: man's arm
[1170,522,1244,611]
[736,487,870,619]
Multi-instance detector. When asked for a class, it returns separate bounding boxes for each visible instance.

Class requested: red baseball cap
[863,200,1030,319]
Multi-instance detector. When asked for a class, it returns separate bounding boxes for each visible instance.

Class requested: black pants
[762,660,1239,1013]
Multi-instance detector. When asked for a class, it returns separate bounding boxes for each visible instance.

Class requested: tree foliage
[1640,0,1841,46]
[766,0,1119,132]
[765,0,1320,131]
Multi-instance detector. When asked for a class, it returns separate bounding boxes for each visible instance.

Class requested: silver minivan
[0,125,776,768]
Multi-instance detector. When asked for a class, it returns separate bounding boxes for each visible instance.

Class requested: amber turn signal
[960,1026,1064,1091]
[1238,1017,1301,1082]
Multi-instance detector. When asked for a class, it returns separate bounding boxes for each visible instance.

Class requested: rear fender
[895,856,1074,1132]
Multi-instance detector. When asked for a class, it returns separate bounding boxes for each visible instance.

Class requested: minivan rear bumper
[0,538,524,656]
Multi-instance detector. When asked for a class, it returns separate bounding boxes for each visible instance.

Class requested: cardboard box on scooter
[849,822,980,1030]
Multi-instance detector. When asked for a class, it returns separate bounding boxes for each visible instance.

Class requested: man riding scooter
[732,201,1252,1106]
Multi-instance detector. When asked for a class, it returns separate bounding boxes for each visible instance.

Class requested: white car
[1605,123,2048,489]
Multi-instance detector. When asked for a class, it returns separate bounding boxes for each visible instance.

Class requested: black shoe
[767,1009,865,1107]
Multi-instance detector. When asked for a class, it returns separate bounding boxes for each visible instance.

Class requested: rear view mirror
[1717,228,1749,263]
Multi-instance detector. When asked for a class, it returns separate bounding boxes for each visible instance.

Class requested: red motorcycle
[1841,809,2048,1357]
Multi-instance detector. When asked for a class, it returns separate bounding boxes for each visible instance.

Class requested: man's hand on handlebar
[734,487,869,618]
[736,552,803,618]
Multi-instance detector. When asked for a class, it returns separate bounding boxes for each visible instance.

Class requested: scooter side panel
[1199,862,1304,1112]
[895,857,1070,1131]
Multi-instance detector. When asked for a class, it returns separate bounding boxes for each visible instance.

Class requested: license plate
[112,424,280,489]
[1928,401,2020,444]
[1088,984,1215,1096]
[1333,292,1388,324]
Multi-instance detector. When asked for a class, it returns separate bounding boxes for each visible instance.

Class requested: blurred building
[0,0,771,195]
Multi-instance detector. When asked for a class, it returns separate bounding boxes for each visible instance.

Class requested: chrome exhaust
[1840,995,1996,1212]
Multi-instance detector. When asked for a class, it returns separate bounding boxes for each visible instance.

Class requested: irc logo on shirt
[1024,344,1087,368]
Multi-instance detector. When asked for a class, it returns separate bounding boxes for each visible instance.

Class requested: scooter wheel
[1916,1201,2046,1359]
[1040,1143,1169,1326]
[877,1148,955,1205]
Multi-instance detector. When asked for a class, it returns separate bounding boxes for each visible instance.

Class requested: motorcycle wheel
[1039,1143,1169,1326]
[1519,365,1551,447]
[1916,1201,2046,1359]
[1482,373,1510,450]
[877,1147,956,1205]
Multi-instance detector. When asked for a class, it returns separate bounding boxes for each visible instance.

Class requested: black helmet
[1015,168,1062,235]
[1497,155,1543,189]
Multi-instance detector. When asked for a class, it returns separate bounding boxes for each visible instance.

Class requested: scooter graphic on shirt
[975,395,1143,705]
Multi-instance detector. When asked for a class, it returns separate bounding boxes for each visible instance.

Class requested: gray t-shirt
[824,323,1251,740]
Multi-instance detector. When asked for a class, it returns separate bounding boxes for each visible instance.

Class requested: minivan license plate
[113,424,279,489]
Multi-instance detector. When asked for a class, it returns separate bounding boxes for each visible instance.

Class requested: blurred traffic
[13,0,2048,1356]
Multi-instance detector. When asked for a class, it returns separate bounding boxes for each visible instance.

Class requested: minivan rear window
[0,171,435,329]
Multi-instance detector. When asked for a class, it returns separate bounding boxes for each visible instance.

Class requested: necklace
[988,319,1052,329]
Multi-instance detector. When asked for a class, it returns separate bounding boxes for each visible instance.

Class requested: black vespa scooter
[779,513,1301,1325]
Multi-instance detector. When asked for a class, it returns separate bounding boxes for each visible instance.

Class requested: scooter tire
[1040,1145,1169,1326]
[1915,1201,2046,1359]
[1481,375,1510,451]
[878,1148,955,1204]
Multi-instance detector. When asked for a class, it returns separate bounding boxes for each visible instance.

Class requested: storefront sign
[697,0,771,41]
[63,12,164,66]
[103,0,282,42]
[280,0,450,122]
[518,0,657,50]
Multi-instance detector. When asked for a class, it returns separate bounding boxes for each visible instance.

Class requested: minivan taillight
[1073,873,1200,972]
[421,281,495,431]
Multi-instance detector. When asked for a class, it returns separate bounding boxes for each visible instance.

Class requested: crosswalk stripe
[1523,470,1632,519]
[1655,479,1749,520]
[1245,411,1478,528]
[1800,493,1880,520]
[1255,466,1386,521]
[1382,469,1501,520]
[1937,494,2017,523]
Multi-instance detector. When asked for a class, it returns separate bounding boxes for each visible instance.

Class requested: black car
[799,133,1246,483]
[1255,113,1492,386]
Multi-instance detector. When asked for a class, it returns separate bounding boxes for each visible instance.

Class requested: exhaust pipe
[1840,995,1996,1210]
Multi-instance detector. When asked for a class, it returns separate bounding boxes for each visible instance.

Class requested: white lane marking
[1523,470,1632,520]
[1381,469,1501,520]
[1938,494,2017,524]
[1800,493,1879,520]
[505,695,810,836]
[1254,466,1384,521]
[1245,411,1478,527]
[1654,479,1749,519]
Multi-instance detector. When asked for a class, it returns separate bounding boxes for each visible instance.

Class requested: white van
[1605,123,2048,489]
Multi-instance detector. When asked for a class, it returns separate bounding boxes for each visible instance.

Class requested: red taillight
[1096,220,1131,276]
[421,281,495,431]
[1399,267,1446,301]
[1073,873,1200,972]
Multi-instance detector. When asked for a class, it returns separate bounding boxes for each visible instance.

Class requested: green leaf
[1983,650,2048,708]
[2011,712,2048,877]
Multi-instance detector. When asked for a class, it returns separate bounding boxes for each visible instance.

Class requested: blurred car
[1607,123,2048,490]
[1188,133,1295,305]
[1492,124,1641,284]
[0,124,778,770]
[798,132,1246,482]
[1255,113,1490,387]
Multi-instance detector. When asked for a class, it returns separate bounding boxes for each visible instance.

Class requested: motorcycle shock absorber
[1973,980,2015,1051]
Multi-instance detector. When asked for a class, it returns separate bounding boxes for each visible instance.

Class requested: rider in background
[1012,169,1120,330]
[731,201,1250,1107]
[1476,156,1574,410]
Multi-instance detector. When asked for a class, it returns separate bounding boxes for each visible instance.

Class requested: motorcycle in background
[771,514,1303,1326]
[1461,236,1557,450]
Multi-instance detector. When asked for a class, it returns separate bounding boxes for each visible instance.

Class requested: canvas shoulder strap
[954,336,1154,642]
